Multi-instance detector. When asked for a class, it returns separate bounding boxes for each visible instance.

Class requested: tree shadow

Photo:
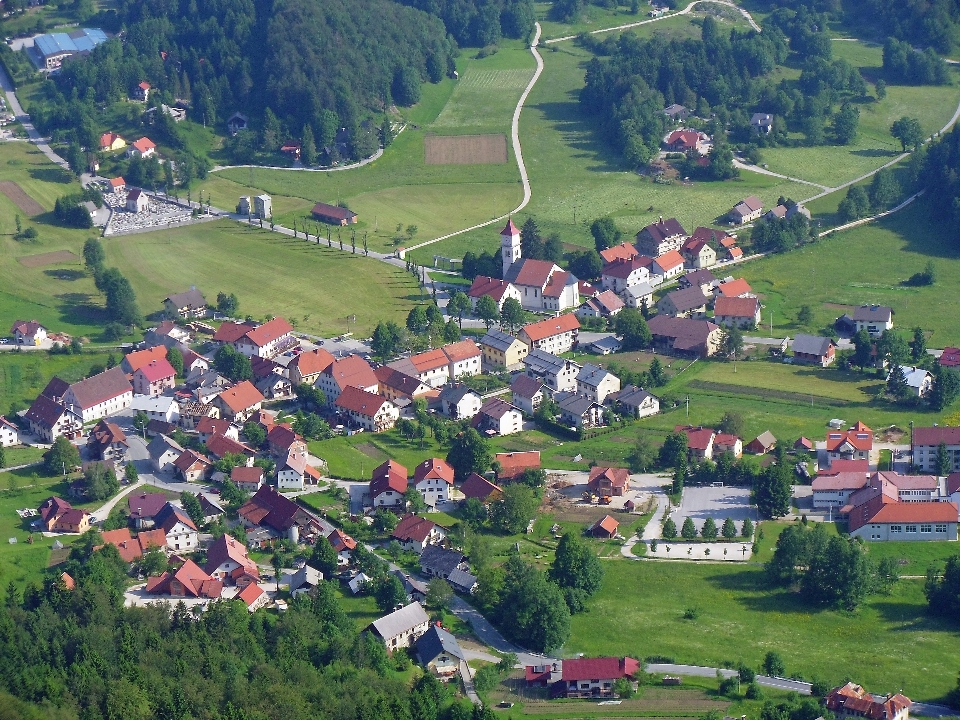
[704,568,834,614]
[534,90,626,174]
[870,600,956,632]
[54,293,107,326]
[43,269,85,281]
[28,166,74,184]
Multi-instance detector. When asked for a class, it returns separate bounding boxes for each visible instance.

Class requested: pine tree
[302,125,317,166]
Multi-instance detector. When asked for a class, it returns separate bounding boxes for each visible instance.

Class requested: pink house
[133,358,176,397]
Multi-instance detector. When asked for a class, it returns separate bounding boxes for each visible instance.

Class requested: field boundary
[685,379,855,406]
[0,180,44,215]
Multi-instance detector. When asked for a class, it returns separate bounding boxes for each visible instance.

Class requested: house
[317,354,379,404]
[590,515,620,539]
[556,657,641,698]
[792,334,836,367]
[134,81,151,101]
[575,290,625,320]
[26,388,82,442]
[623,282,655,310]
[888,366,933,397]
[812,471,870,508]
[311,201,358,225]
[391,514,447,553]
[713,296,761,329]
[234,317,296,359]
[288,348,335,387]
[676,425,715,461]
[827,683,911,720]
[615,385,660,419]
[746,431,777,455]
[198,493,225,524]
[716,278,753,299]
[576,364,621,404]
[127,137,156,158]
[714,433,742,458]
[657,286,710,319]
[198,417,236,444]
[473,398,523,436]
[912,426,960,473]
[438,385,482,421]
[519,314,580,355]
[206,433,255,464]
[288,565,323,596]
[131,394,180,426]
[267,424,305,458]
[729,196,763,225]
[238,583,270,613]
[663,104,689,122]
[588,467,629,497]
[511,374,546,415]
[148,434,186,473]
[231,465,265,492]
[212,381,264,423]
[154,503,199,551]
[146,560,222,600]
[226,112,249,135]
[555,392,604,430]
[0,416,20,447]
[278,449,322,491]
[764,205,789,222]
[327,528,357,565]
[479,329,529,370]
[11,320,46,346]
[600,242,640,264]
[647,316,721,357]
[526,663,562,688]
[128,492,169,528]
[62,367,133,422]
[601,256,652,294]
[459,473,502,502]
[495,451,541,483]
[448,567,478,593]
[419,545,468,580]
[388,342,480,388]
[368,602,430,652]
[254,194,272,220]
[795,437,814,452]
[826,421,873,465]
[348,573,372,594]
[38,497,91,533]
[636,218,687,256]
[666,129,705,153]
[504,259,580,312]
[650,250,686,283]
[845,475,958,541]
[416,625,465,677]
[173,449,210,483]
[751,113,773,134]
[122,345,169,375]
[108,177,126,194]
[727,246,744,261]
[335,387,399,432]
[393,569,429,603]
[690,227,734,255]
[99,528,165,563]
[144,321,192,349]
[133,358,177,397]
[163,289,208,319]
[238,485,324,544]
[853,305,893,337]
[86,419,127,462]
[374,366,433,405]
[466,276,522,311]
[371,459,408,508]
[939,347,960,368]
[205,532,259,581]
[524,349,580,393]
[680,238,717,269]
[412,458,454,507]
[99,133,126,151]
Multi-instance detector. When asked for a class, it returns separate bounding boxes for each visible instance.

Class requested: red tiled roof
[11,319,45,336]
[198,417,230,436]
[108,176,126,188]
[821,459,870,474]
[599,242,640,264]
[675,425,714,451]
[414,458,454,485]
[443,340,481,363]
[508,258,558,288]
[591,514,619,535]
[290,348,335,377]
[653,250,685,273]
[667,129,699,148]
[132,137,156,153]
[588,466,629,491]
[940,347,960,368]
[328,528,357,552]
[603,257,652,279]
[728,246,744,259]
[324,355,378,392]
[136,358,176,383]
[717,278,752,297]
[689,227,732,246]
[913,426,960,446]
[238,583,265,608]
[371,459,408,497]
[392,514,439,544]
[826,422,873,452]
[542,270,573,299]
[216,381,264,413]
[375,366,428,396]
[311,202,357,221]
[826,684,911,720]
[125,345,168,372]
[100,133,122,149]
[561,657,639,682]
[714,296,759,319]
[231,465,264,484]
[238,485,308,532]
[205,533,256,575]
[335,386,391,416]
[495,451,540,480]
[409,348,448,373]
[214,321,255,343]
[460,473,502,500]
[206,433,254,458]
[137,529,167,552]
[244,317,293,348]
[173,449,210,474]
[468,276,515,302]
[100,528,143,562]
[812,472,869,492]
[521,314,580,342]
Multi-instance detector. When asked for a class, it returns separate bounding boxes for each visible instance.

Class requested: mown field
[0,350,114,415]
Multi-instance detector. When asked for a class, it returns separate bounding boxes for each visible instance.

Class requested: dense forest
[917,125,960,235]
[0,539,487,720]
[858,0,960,54]
[31,0,456,162]
[396,0,535,47]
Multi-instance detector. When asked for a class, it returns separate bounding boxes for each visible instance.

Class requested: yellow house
[99,132,126,151]
[480,329,528,369]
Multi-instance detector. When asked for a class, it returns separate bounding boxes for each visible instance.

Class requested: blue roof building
[34,28,108,69]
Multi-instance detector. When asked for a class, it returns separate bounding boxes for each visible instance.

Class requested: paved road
[648,664,812,694]
[89,480,145,522]
[732,159,829,189]
[0,62,70,170]
[912,702,957,718]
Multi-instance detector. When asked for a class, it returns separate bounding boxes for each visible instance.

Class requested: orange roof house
[494,451,541,481]
[590,515,620,538]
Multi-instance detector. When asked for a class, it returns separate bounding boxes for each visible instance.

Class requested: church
[500,219,580,312]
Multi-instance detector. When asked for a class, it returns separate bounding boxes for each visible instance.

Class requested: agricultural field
[0,350,115,415]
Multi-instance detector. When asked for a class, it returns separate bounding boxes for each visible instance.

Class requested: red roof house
[588,467,630,497]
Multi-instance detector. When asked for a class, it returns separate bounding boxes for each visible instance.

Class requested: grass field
[0,350,114,416]
[567,556,960,702]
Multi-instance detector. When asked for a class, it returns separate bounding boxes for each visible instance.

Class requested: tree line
[396,0,535,48]
[83,238,143,334]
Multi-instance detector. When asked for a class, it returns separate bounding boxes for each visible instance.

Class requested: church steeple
[501,217,521,277]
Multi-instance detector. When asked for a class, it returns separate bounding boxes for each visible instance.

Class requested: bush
[746,682,763,699]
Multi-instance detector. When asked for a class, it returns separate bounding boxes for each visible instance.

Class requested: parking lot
[669,485,757,535]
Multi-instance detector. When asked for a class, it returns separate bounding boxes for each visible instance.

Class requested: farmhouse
[368,602,430,652]
[277,449,322,491]
[11,320,47,346]
[716,278,753,298]
[328,529,357,565]
[479,329,529,370]
[335,387,399,432]
[288,348,335,386]
[371,460,408,509]
[666,129,706,153]
[713,296,761,329]
[912,426,960,473]
[792,334,835,366]
[388,349,450,388]
[212,381,264,422]
[86,420,128,462]
[680,237,717,269]
[99,528,164,563]
[657,286,709,319]
[636,218,687,256]
[132,358,176,397]
[588,467,629,497]
[231,465,265,492]
[197,417,236,444]
[146,560,222,600]
[524,349,580,393]
[622,282,655,309]
[62,367,133,422]
[128,492,168,528]
[615,385,660,419]
[472,398,523,436]
[438,385,482,420]
[173,449,211,482]
[826,421,873,465]
[576,364,621,404]
[888,366,933,397]
[238,485,323,544]
[826,683,911,720]
[552,657,640,698]
[466,276,522,310]
[519,314,580,355]
[651,250,686,283]
[676,425,715,460]
[39,496,91,533]
[234,317,296,358]
[853,305,893,337]
[411,458,454,507]
[164,289,208,319]
[601,257,652,294]
[154,503,199,551]
[312,201,357,225]
[647,316,721,357]
[714,433,743,458]
[148,434,186,473]
[729,196,763,224]
[267,424,306,458]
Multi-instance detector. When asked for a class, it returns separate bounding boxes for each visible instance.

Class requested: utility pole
[685,395,690,419]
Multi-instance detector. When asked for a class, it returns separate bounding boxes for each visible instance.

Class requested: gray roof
[852,305,892,323]
[751,112,773,125]
[420,545,465,576]
[623,282,654,300]
[392,569,428,597]
[369,601,429,640]
[289,565,323,592]
[589,336,622,354]
[439,385,480,405]
[616,384,656,408]
[447,568,478,592]
[662,286,709,313]
[555,392,601,416]
[525,348,579,376]
[682,269,717,288]
[577,363,615,388]
[165,288,207,310]
[480,329,521,353]
[792,334,833,356]
[416,624,465,663]
[147,433,184,460]
[511,373,544,399]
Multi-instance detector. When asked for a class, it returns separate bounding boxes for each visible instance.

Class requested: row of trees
[662,515,754,540]
[836,168,903,222]
[53,188,102,229]
[83,238,143,330]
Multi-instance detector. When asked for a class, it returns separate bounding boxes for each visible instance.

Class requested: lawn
[309,432,450,480]
[737,199,960,346]
[860,539,960,576]
[567,556,960,702]
[101,221,422,338]
[0,349,115,415]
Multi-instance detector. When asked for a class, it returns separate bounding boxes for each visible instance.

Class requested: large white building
[62,367,133,423]
[912,426,960,473]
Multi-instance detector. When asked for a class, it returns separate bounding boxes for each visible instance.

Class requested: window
[890,525,902,533]
[921,524,932,533]
[905,525,917,533]
[936,524,948,533]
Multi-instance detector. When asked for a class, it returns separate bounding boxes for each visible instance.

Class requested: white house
[335,387,399,432]
[130,394,180,424]
[888,366,933,397]
[713,296,761,329]
[601,257,651,294]
[438,385,482,420]
[473,398,523,436]
[155,503,199,552]
[519,314,580,355]
[524,349,580,394]
[504,258,580,312]
[147,434,185,473]
[576,364,621,404]
[615,385,660,419]
[62,367,133,423]
[853,305,893,337]
[369,602,430,652]
[912,427,960,473]
[10,320,47,346]
[0,416,20,447]
[277,449,321,491]
[411,458,454,507]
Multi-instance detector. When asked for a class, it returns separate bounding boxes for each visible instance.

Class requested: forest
[917,125,960,237]
[396,0,536,47]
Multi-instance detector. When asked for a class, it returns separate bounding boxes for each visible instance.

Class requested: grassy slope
[0,350,114,414]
